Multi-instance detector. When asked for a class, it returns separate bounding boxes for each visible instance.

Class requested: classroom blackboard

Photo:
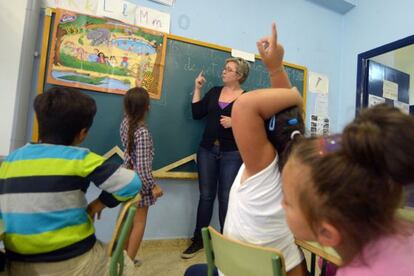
[39,12,306,178]
[82,38,306,177]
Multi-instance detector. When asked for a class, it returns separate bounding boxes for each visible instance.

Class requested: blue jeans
[193,146,242,240]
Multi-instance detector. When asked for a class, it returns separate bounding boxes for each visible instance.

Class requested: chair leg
[271,256,283,276]
[310,253,316,276]
[110,207,137,276]
[320,260,327,276]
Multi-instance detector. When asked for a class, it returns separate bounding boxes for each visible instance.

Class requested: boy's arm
[86,198,105,221]
[84,153,142,208]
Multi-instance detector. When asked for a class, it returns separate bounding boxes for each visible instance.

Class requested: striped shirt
[0,143,142,262]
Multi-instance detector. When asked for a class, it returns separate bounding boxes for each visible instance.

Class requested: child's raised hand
[87,198,106,221]
[152,184,164,199]
[195,71,206,90]
[256,23,284,75]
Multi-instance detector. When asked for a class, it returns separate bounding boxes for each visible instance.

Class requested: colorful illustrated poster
[47,9,167,99]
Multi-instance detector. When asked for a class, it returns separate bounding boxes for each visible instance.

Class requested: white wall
[0,1,26,156]
[0,0,39,156]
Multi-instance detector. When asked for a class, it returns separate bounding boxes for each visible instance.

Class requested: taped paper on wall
[231,49,255,62]
[149,0,175,6]
[310,114,329,137]
[383,80,398,100]
[96,0,136,25]
[315,94,328,116]
[42,0,99,15]
[368,94,386,107]
[394,100,410,114]
[309,72,329,94]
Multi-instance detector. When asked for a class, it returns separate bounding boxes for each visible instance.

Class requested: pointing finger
[271,22,278,46]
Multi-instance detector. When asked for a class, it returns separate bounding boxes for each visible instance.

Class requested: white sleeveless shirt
[223,156,303,272]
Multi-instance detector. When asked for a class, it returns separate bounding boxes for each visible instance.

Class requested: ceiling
[306,0,356,14]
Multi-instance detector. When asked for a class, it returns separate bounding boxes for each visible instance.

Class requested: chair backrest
[202,226,286,276]
[108,194,141,276]
[397,207,414,223]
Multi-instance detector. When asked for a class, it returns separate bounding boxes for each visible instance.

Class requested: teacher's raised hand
[195,70,206,90]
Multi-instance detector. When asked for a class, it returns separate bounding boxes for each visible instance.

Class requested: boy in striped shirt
[0,87,141,275]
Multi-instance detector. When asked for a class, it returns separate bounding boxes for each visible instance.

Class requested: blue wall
[338,0,414,130]
[86,178,211,241]
[74,0,345,242]
[36,0,414,241]
[110,0,343,241]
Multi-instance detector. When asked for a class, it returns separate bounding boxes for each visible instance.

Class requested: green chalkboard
[44,35,306,177]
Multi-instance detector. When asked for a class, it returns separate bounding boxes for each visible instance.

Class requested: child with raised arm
[282,104,414,276]
[120,86,163,266]
[185,23,307,276]
[224,23,307,276]
[0,87,141,275]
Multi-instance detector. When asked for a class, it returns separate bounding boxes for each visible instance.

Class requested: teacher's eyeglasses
[223,66,238,74]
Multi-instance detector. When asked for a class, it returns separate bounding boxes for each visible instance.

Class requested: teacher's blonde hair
[225,57,250,84]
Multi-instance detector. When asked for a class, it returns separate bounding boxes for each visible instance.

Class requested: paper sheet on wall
[149,0,175,6]
[231,49,255,62]
[368,94,386,107]
[315,94,328,116]
[310,114,329,137]
[136,6,171,33]
[97,0,136,25]
[102,0,118,11]
[394,100,410,115]
[42,0,99,15]
[383,80,398,100]
[41,0,170,32]
[309,72,329,94]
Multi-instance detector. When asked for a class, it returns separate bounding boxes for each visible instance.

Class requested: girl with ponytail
[120,86,163,265]
[282,104,414,276]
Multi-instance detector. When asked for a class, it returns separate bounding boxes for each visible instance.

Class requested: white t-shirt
[223,156,303,272]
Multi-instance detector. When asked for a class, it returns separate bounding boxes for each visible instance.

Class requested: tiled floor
[136,239,206,276]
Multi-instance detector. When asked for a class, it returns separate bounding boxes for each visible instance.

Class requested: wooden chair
[201,226,286,276]
[107,194,141,276]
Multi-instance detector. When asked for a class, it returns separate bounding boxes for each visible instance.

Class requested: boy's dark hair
[123,87,150,156]
[265,106,305,171]
[34,87,97,145]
